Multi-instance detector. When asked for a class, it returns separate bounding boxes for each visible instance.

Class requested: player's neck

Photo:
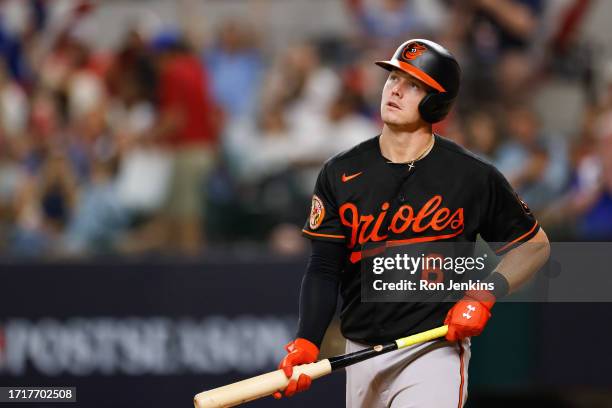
[379,124,433,163]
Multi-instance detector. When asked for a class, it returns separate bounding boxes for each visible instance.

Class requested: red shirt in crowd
[158,54,217,147]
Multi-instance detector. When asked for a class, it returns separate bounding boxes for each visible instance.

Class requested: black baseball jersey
[302,134,540,345]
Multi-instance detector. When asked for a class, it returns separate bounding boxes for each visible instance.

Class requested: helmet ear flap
[418,93,454,123]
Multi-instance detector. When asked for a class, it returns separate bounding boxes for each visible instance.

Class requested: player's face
[380,69,429,128]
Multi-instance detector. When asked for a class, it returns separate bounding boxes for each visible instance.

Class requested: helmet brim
[375,60,446,93]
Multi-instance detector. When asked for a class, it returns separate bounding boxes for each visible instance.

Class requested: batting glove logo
[462,305,476,320]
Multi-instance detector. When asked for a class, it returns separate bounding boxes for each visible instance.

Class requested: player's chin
[381,113,412,127]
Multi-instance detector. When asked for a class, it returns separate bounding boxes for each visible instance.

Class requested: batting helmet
[376,39,460,123]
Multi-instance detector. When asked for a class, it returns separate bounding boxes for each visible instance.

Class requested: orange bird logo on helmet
[402,43,427,60]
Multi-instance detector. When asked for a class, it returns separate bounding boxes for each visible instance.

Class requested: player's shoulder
[434,133,496,172]
[323,135,380,170]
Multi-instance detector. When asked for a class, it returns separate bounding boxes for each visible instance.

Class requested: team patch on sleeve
[517,194,532,215]
[309,195,325,230]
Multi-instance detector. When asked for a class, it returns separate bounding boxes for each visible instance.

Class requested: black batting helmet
[376,39,460,123]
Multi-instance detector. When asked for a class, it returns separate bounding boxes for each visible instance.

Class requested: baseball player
[273,39,550,407]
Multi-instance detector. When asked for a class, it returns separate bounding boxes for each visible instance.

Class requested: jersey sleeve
[479,166,540,255]
[302,163,347,243]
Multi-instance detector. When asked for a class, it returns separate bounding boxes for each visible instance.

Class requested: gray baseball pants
[345,338,470,408]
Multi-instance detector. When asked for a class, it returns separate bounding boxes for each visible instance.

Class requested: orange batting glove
[272,338,319,399]
[445,290,496,341]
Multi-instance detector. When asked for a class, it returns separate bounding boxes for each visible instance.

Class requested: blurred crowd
[0,0,610,258]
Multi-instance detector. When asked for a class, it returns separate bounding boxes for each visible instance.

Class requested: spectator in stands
[0,143,21,252]
[542,111,612,240]
[225,103,294,184]
[153,33,219,255]
[62,157,127,255]
[313,85,379,161]
[464,110,499,161]
[205,19,263,121]
[450,0,543,106]
[346,0,448,45]
[575,127,612,240]
[108,29,167,219]
[12,151,78,255]
[0,60,28,138]
[451,0,542,62]
[0,7,33,85]
[495,105,569,211]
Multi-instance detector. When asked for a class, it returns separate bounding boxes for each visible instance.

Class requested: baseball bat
[193,325,448,408]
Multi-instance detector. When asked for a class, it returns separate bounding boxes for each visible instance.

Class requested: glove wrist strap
[481,271,510,299]
[465,289,496,310]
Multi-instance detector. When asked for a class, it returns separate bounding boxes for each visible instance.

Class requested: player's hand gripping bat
[193,325,448,408]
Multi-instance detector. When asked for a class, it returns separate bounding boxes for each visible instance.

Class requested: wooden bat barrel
[194,360,332,408]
